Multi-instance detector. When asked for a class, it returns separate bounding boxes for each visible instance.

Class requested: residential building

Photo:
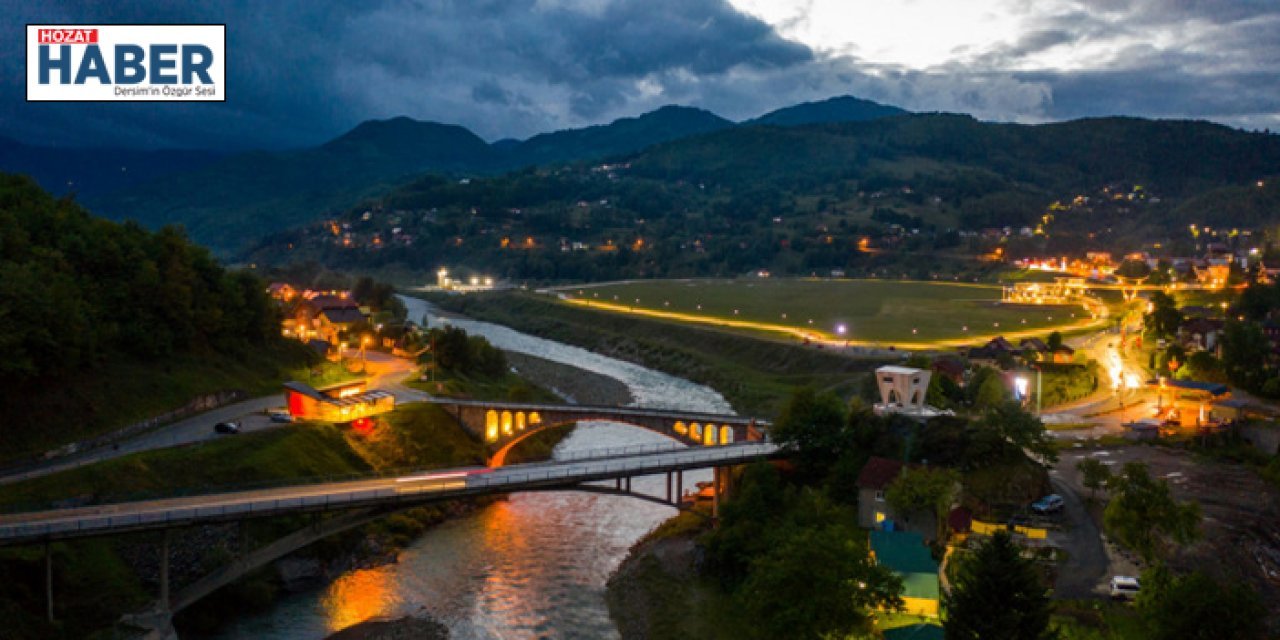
[856,457,936,539]
[869,530,941,618]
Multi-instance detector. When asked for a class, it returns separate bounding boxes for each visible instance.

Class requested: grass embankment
[427,291,885,416]
[1,341,334,466]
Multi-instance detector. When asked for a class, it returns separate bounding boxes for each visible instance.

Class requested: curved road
[0,350,423,487]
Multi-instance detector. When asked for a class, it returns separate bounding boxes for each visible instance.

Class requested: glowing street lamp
[836,324,847,336]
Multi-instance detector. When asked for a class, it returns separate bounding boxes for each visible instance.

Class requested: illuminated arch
[501,411,514,435]
[704,426,717,446]
[674,421,688,435]
[485,410,500,442]
[720,425,733,445]
[529,411,542,425]
[516,411,527,431]
[690,422,703,441]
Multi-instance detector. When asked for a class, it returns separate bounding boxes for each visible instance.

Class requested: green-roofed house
[870,530,941,618]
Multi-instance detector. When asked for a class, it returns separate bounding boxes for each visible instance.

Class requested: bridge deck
[0,442,780,545]
[424,397,767,425]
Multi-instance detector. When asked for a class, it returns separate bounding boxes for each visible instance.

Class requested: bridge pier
[712,467,721,518]
[45,542,53,623]
[676,470,683,504]
[159,529,171,612]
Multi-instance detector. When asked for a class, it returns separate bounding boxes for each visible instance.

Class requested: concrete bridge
[1,441,780,637]
[426,397,770,465]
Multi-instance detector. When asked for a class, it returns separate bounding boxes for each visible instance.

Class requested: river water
[210,296,728,639]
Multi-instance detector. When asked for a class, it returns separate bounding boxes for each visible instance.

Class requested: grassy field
[557,279,1101,348]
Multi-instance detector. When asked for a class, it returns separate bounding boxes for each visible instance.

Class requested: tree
[738,522,903,640]
[944,531,1055,640]
[1138,570,1266,640]
[1045,330,1063,352]
[1076,458,1111,502]
[886,466,961,541]
[1103,462,1201,562]
[1144,291,1182,338]
[979,401,1057,464]
[974,373,1007,410]
[770,387,848,478]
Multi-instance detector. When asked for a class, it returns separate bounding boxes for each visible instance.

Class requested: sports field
[556,279,1105,349]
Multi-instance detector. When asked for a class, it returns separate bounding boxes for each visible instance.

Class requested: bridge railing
[0,443,781,543]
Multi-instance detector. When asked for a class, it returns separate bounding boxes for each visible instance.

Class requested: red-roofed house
[857,457,938,539]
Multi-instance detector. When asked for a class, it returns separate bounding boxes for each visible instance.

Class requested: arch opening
[674,421,688,435]
[516,411,527,431]
[501,411,514,435]
[720,425,733,445]
[485,410,499,442]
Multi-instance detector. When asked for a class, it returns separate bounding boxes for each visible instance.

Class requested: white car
[1109,576,1140,600]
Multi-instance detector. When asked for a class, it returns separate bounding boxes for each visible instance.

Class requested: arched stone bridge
[426,398,769,466]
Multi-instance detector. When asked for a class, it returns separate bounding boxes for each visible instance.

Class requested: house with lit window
[295,295,367,344]
[856,457,936,540]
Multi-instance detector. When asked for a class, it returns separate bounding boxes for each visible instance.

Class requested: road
[1047,470,1108,598]
[1042,329,1155,440]
[0,442,780,544]
[0,350,423,486]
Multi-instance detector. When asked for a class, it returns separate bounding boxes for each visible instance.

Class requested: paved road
[1047,469,1108,598]
[0,442,780,545]
[0,350,423,486]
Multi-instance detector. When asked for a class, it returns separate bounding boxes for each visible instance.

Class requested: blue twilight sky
[3,0,1278,150]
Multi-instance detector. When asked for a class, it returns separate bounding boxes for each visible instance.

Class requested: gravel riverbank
[506,351,634,406]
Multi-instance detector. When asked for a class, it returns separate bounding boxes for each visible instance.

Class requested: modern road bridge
[1,441,781,635]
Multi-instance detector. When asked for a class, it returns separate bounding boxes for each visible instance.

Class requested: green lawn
[561,278,1098,347]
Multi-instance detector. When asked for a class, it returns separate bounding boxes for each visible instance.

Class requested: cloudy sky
[3,0,1278,150]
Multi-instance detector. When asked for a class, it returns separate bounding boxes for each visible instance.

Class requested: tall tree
[770,386,848,478]
[1139,570,1266,640]
[886,466,961,541]
[738,522,903,640]
[1076,458,1111,502]
[1103,462,1201,562]
[944,531,1055,640]
[1144,291,1182,338]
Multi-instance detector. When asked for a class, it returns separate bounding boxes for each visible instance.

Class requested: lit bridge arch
[429,398,769,466]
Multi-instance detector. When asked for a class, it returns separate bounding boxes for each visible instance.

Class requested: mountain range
[0,96,909,253]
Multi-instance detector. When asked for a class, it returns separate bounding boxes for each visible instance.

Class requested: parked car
[1030,494,1064,514]
[214,421,241,435]
[1109,575,1140,600]
[269,411,294,423]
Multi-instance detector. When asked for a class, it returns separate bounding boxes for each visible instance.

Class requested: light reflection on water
[211,299,728,640]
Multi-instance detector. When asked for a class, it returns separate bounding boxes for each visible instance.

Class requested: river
[210,295,728,639]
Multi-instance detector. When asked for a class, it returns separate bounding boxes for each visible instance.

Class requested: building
[284,380,394,424]
[873,366,949,418]
[295,295,366,344]
[856,457,937,540]
[869,530,941,617]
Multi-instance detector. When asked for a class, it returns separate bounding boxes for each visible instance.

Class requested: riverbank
[325,612,449,640]
[507,351,634,406]
[606,511,745,640]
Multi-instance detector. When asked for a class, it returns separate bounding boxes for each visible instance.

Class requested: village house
[295,294,367,345]
[856,457,936,540]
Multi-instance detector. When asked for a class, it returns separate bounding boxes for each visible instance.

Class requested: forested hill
[246,113,1280,282]
[73,97,904,253]
[0,175,292,460]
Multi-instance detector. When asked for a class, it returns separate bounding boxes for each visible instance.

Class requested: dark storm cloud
[1,0,1278,150]
[0,0,810,148]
